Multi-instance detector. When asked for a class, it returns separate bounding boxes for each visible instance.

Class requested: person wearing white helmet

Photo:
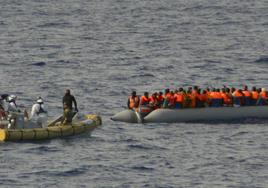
[7,95,20,112]
[29,97,48,127]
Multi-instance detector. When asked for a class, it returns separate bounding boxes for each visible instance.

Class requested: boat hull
[112,106,268,123]
[0,114,102,141]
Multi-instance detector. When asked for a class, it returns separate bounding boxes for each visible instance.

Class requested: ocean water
[1,0,268,187]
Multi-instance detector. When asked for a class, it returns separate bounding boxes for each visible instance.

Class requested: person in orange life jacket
[167,91,176,108]
[204,88,211,106]
[225,88,233,106]
[221,88,232,106]
[210,88,223,107]
[163,89,171,108]
[149,92,158,110]
[192,86,199,95]
[251,86,259,105]
[242,85,252,106]
[195,89,205,107]
[174,88,184,109]
[186,89,196,108]
[232,89,244,107]
[182,90,191,108]
[139,92,152,117]
[256,88,268,106]
[127,91,140,110]
[156,92,164,108]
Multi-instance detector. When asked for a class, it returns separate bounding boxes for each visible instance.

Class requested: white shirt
[30,103,47,120]
[8,101,19,112]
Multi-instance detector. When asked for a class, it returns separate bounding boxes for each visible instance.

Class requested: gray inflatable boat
[111,106,268,123]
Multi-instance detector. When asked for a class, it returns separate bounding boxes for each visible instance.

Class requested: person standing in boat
[62,102,73,125]
[232,89,244,107]
[139,92,152,117]
[7,95,21,112]
[127,91,140,110]
[62,89,78,113]
[242,85,252,106]
[256,88,268,105]
[156,91,164,108]
[29,97,48,127]
[251,86,259,105]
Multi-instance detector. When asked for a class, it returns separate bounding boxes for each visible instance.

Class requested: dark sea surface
[1,0,268,187]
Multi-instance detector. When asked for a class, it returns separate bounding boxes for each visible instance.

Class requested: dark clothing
[62,94,77,110]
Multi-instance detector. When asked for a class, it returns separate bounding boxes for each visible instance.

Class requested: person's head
[165,88,170,94]
[1,94,8,100]
[8,95,17,102]
[65,89,71,95]
[252,86,256,91]
[243,85,248,91]
[179,88,184,92]
[144,92,149,98]
[37,97,43,104]
[159,91,163,96]
[131,91,136,97]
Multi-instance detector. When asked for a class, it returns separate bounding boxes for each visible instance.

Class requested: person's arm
[62,96,65,109]
[127,98,130,109]
[72,96,78,111]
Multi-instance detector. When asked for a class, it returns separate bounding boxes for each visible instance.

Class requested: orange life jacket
[139,96,152,114]
[128,96,139,109]
[233,91,244,97]
[157,95,164,104]
[149,96,158,109]
[260,91,268,99]
[188,93,196,108]
[166,94,175,106]
[174,93,184,103]
[243,91,251,98]
[221,93,231,105]
[140,96,150,106]
[199,94,207,102]
[252,91,259,100]
[210,92,223,99]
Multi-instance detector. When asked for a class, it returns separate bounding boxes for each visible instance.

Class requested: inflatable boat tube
[0,114,102,141]
[111,109,142,123]
[112,106,268,123]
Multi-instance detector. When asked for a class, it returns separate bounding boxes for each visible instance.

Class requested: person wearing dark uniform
[62,89,78,112]
[62,89,78,125]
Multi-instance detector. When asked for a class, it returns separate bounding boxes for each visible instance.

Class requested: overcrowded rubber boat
[112,85,268,123]
[0,112,102,141]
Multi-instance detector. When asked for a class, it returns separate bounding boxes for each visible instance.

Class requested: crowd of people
[127,86,268,116]
[0,89,78,128]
